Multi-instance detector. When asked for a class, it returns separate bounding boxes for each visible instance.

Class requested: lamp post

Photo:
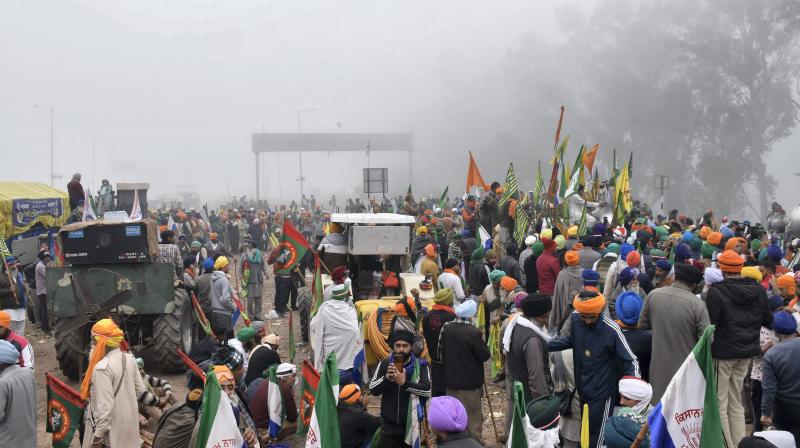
[296,108,316,200]
[34,104,55,186]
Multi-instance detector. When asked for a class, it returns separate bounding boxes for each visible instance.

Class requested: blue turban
[767,245,783,263]
[582,269,600,285]
[455,300,477,318]
[202,257,215,272]
[618,267,639,287]
[620,243,635,260]
[682,231,694,243]
[0,340,19,364]
[655,259,672,272]
[768,295,785,311]
[772,311,797,335]
[615,291,643,326]
[720,226,734,239]
[460,229,471,238]
[4,256,15,264]
[674,243,691,261]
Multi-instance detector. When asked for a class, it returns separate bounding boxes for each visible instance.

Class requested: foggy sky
[1,0,797,214]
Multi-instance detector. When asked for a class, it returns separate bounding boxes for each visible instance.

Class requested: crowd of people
[1,172,799,448]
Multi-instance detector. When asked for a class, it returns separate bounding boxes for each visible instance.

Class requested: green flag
[509,381,529,448]
[577,204,588,236]
[46,373,85,448]
[533,161,544,206]
[514,206,530,247]
[499,162,519,207]
[304,352,341,448]
[438,186,449,210]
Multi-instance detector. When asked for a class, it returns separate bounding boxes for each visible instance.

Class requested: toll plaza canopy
[0,182,69,238]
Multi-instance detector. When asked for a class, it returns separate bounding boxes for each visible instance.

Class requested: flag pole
[483,382,500,442]
[629,421,649,448]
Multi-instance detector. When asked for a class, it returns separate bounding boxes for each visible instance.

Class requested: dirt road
[32,274,507,447]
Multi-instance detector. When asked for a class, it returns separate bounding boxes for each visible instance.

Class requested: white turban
[276,362,297,377]
[704,267,724,286]
[618,377,652,414]
[455,300,477,319]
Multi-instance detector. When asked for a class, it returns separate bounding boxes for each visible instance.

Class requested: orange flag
[583,143,599,173]
[466,151,489,192]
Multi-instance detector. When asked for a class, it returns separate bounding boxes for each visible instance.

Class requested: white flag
[82,190,98,222]
[129,190,142,221]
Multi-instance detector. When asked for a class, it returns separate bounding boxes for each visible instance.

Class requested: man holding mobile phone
[369,329,431,448]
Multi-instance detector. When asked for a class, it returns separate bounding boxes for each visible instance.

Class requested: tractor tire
[54,317,89,381]
[152,288,195,373]
[297,286,311,343]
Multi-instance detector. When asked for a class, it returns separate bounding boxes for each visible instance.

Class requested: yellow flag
[615,160,632,214]
[581,403,590,448]
[476,301,486,332]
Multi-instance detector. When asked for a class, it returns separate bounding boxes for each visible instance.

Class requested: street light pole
[34,105,55,186]
[296,108,316,201]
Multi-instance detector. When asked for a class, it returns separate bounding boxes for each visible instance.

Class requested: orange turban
[395,298,417,318]
[565,251,580,266]
[777,274,796,296]
[500,276,518,292]
[626,251,641,267]
[717,250,743,273]
[0,311,9,329]
[707,232,723,246]
[339,384,362,405]
[214,365,235,384]
[424,244,436,258]
[699,226,711,240]
[724,237,743,252]
[573,291,606,314]
[81,318,125,400]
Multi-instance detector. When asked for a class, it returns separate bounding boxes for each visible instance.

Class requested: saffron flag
[507,381,530,448]
[194,367,244,448]
[614,160,632,224]
[648,326,724,447]
[267,365,284,438]
[583,143,599,173]
[129,190,142,221]
[499,162,519,207]
[275,220,311,276]
[305,352,341,448]
[46,373,85,448]
[488,322,503,378]
[297,360,321,436]
[466,151,489,193]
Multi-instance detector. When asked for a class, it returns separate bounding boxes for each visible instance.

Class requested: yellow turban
[540,229,553,240]
[573,292,606,315]
[741,266,763,282]
[81,319,125,400]
[214,256,229,270]
[567,226,578,237]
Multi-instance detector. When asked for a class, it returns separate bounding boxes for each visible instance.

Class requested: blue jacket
[548,313,640,401]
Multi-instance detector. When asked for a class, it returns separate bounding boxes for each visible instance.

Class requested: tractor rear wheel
[54,317,89,381]
[152,288,195,373]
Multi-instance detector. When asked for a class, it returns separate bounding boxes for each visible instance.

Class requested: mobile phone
[394,353,405,372]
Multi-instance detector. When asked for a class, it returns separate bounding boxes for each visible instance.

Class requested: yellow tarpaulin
[0,182,69,238]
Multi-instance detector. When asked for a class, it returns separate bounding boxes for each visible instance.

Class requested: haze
[2,0,798,220]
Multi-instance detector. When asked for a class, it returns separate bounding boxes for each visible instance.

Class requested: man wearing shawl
[322,265,351,302]
[438,299,490,442]
[310,284,363,372]
[240,240,267,318]
[427,396,482,448]
[369,329,431,448]
[0,340,35,447]
[603,377,653,448]
[422,288,456,397]
[640,262,709,402]
[550,251,583,331]
[547,291,640,448]
[82,319,162,448]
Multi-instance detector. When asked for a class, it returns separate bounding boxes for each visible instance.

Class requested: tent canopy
[0,182,69,238]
